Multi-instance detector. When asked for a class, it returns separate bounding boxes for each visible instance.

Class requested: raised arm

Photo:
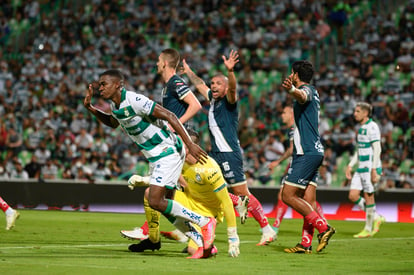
[282,76,307,104]
[182,59,210,101]
[84,84,119,128]
[223,50,239,104]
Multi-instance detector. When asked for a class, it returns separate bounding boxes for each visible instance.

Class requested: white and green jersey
[110,88,182,162]
[356,118,381,173]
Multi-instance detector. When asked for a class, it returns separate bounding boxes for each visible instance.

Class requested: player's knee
[147,197,162,211]
[348,193,358,202]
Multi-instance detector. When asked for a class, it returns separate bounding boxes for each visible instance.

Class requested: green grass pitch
[1,210,413,274]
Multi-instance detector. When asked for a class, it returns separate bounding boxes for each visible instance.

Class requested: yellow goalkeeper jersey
[176,156,235,227]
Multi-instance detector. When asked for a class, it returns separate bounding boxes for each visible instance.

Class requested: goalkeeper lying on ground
[121,129,240,258]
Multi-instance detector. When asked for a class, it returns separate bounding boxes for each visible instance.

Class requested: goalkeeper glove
[127,175,150,190]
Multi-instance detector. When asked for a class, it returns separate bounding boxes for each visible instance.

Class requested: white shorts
[350,172,375,193]
[148,149,185,190]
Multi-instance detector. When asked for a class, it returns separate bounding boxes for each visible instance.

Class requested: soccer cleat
[257,229,277,246]
[353,229,372,238]
[201,217,216,249]
[235,196,249,224]
[284,243,312,254]
[372,215,386,236]
[128,239,161,252]
[160,230,189,243]
[5,210,20,230]
[186,245,216,259]
[316,225,336,252]
[120,227,149,240]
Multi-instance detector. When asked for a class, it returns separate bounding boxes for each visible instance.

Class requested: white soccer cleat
[257,229,277,246]
[6,210,20,230]
[127,175,150,190]
[120,227,149,240]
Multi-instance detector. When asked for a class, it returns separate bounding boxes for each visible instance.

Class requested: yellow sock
[144,197,161,243]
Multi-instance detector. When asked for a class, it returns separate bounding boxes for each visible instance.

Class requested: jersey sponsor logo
[207,170,218,180]
[315,140,324,152]
[175,82,184,86]
[224,171,234,178]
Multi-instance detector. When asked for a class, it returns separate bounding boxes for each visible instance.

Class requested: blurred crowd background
[0,0,413,190]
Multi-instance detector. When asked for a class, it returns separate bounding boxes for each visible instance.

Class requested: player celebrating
[182,50,276,245]
[119,48,206,252]
[84,69,216,257]
[280,60,335,254]
[345,102,385,238]
[125,129,240,258]
[1,196,20,230]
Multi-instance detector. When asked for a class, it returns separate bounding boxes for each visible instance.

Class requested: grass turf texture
[1,210,413,275]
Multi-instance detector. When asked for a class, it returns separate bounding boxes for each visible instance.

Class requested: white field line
[1,236,414,250]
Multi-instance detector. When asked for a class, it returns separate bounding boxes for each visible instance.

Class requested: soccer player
[345,102,385,238]
[268,106,326,237]
[182,50,276,245]
[280,60,335,254]
[84,69,216,257]
[1,196,20,230]
[125,129,240,258]
[157,48,202,128]
[120,48,206,252]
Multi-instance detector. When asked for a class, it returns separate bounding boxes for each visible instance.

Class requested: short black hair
[100,69,125,83]
[292,60,314,83]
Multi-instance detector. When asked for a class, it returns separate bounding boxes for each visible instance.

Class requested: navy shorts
[285,154,323,188]
[209,151,246,185]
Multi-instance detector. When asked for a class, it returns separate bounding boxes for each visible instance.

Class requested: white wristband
[289,85,296,93]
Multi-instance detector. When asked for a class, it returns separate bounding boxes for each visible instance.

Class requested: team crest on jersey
[124,108,129,117]
[195,173,202,183]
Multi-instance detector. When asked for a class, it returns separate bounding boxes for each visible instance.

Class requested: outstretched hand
[282,76,293,91]
[222,50,239,71]
[181,59,191,75]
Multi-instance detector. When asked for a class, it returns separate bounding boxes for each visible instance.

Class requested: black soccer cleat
[128,239,161,252]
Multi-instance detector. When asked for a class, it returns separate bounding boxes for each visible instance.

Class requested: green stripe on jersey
[112,105,136,119]
[359,155,370,161]
[125,119,150,135]
[213,183,227,193]
[357,167,370,173]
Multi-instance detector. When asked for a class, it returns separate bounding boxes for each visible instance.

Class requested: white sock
[5,208,14,216]
[173,218,203,247]
[355,197,366,211]
[170,200,209,226]
[261,224,273,234]
[365,205,375,232]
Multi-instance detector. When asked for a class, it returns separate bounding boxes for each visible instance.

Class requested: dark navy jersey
[292,84,324,156]
[161,74,191,119]
[207,90,241,153]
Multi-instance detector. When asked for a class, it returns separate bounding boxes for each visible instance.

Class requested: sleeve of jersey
[369,123,381,142]
[215,187,237,228]
[301,86,312,102]
[130,93,156,116]
[175,80,191,100]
